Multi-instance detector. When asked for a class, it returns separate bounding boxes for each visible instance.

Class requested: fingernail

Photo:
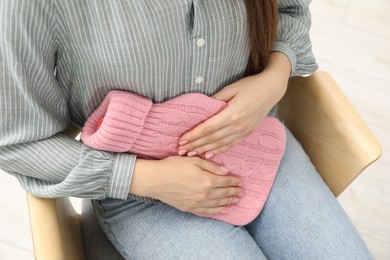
[238,192,245,197]
[178,150,187,156]
[205,152,214,159]
[238,182,244,187]
[187,151,197,157]
[179,140,188,146]
[220,209,227,214]
[220,166,229,173]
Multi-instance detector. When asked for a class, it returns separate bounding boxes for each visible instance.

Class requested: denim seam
[92,201,135,260]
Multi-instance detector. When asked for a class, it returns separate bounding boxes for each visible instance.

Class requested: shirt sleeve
[272,0,319,76]
[0,0,135,200]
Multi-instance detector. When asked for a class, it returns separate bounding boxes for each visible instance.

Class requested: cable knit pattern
[82,91,286,226]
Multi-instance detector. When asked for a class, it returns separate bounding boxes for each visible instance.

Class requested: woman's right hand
[130,156,243,215]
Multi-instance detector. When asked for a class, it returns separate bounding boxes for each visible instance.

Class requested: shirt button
[196,38,205,47]
[195,76,204,84]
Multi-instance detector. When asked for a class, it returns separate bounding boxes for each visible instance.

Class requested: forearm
[249,52,291,110]
[0,132,135,200]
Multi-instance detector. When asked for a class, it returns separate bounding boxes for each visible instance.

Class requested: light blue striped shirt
[0,0,318,200]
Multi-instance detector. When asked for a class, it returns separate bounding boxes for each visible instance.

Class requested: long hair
[243,0,278,76]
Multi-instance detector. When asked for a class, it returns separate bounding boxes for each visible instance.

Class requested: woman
[0,0,373,259]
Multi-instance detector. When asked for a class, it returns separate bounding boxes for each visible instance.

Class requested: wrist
[268,51,292,77]
[265,52,291,82]
[129,158,158,197]
[250,52,290,106]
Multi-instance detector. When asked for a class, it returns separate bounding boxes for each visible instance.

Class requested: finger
[191,206,227,215]
[211,84,237,101]
[206,137,244,156]
[212,174,242,188]
[193,157,231,176]
[178,125,233,154]
[178,108,230,146]
[185,132,242,157]
[199,196,239,208]
[206,187,243,200]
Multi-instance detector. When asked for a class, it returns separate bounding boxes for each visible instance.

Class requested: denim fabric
[92,128,373,260]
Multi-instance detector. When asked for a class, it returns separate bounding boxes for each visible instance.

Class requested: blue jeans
[92,128,373,260]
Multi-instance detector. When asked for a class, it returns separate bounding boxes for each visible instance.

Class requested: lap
[246,128,373,259]
[93,198,266,260]
[92,127,373,260]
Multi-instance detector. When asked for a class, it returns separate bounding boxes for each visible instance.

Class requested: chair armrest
[27,194,85,260]
[27,123,84,259]
[278,71,381,196]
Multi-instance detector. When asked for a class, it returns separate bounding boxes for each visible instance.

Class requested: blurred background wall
[310,1,390,258]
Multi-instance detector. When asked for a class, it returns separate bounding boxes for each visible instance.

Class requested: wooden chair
[26,71,381,260]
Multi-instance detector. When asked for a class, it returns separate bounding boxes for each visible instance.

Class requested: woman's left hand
[177,52,291,158]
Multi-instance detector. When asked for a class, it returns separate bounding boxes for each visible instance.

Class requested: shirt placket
[190,0,208,91]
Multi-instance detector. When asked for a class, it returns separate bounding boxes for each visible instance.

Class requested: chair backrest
[278,71,381,196]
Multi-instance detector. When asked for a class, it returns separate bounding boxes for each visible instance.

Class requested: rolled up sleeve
[0,0,134,200]
[273,0,319,76]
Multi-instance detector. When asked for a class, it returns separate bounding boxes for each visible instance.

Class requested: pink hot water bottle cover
[81,90,286,226]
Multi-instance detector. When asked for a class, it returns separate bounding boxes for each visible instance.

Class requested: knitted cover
[81,90,286,226]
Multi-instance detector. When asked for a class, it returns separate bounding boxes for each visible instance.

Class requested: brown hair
[244,0,278,76]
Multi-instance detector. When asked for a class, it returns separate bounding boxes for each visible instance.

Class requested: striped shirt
[0,0,318,200]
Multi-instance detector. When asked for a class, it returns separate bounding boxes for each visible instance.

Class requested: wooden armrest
[278,71,381,196]
[27,123,84,260]
[27,194,85,260]
[61,122,82,139]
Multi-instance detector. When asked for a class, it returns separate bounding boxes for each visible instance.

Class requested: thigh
[245,128,373,260]
[93,196,266,260]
